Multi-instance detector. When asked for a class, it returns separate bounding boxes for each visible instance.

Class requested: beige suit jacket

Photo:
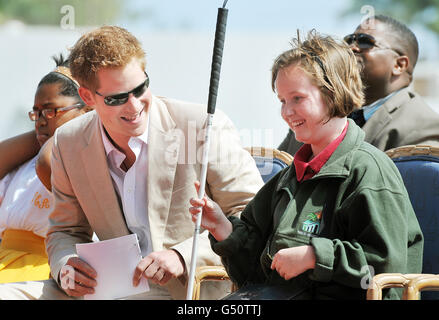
[45,95,263,299]
[362,88,439,150]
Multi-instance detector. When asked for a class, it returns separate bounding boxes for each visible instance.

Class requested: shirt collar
[294,121,349,182]
[363,89,401,121]
[99,113,150,158]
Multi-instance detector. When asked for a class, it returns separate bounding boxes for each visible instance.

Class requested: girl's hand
[271,245,316,280]
[189,181,233,241]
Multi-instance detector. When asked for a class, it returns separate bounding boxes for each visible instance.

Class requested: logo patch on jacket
[301,211,322,235]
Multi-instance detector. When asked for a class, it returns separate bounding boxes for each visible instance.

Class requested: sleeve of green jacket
[209,173,281,286]
[310,185,423,287]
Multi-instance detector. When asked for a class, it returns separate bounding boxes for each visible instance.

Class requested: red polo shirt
[294,122,349,182]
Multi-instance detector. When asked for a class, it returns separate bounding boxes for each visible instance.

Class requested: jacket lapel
[147,97,180,251]
[363,88,410,144]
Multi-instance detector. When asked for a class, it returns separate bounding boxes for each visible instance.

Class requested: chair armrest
[405,274,439,300]
[192,265,232,300]
[366,273,421,300]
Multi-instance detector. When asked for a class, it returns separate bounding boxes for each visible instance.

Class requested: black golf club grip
[207,7,228,114]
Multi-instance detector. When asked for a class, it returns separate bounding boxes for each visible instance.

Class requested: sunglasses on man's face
[344,33,401,56]
[95,72,150,107]
[344,33,379,49]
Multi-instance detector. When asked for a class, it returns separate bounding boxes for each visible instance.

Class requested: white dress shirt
[99,117,152,257]
[0,156,53,238]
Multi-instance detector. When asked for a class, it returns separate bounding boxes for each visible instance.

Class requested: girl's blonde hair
[271,30,364,118]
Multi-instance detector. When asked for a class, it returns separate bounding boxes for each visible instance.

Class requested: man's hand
[133,249,186,287]
[59,257,97,297]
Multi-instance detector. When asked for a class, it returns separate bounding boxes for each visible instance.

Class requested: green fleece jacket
[211,119,423,300]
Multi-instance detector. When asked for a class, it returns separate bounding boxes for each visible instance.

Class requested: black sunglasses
[344,33,401,55]
[95,72,149,106]
[344,33,378,49]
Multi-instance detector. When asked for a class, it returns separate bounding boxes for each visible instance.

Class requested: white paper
[76,234,149,300]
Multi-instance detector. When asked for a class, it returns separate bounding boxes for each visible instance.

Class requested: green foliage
[0,0,124,25]
[343,0,439,35]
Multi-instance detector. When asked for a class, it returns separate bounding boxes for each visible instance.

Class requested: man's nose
[126,93,143,111]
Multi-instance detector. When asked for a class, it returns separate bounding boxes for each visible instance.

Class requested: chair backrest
[386,145,439,299]
[245,147,293,183]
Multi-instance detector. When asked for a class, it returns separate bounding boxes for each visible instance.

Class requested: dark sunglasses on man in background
[95,72,150,107]
[344,33,402,56]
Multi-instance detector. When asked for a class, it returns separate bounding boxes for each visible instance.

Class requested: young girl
[0,55,90,283]
[189,31,423,300]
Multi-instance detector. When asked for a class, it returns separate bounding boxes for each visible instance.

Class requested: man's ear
[78,87,96,107]
[393,55,409,76]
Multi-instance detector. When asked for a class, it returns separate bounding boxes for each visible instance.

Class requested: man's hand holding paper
[133,249,186,287]
[69,234,150,300]
[60,257,97,297]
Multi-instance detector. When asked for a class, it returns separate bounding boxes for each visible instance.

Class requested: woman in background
[0,55,90,283]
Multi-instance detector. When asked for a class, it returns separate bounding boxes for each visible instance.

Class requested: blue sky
[1,0,437,142]
[122,0,356,33]
[120,0,438,60]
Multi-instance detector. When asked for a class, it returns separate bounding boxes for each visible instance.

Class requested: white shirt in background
[0,156,53,239]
